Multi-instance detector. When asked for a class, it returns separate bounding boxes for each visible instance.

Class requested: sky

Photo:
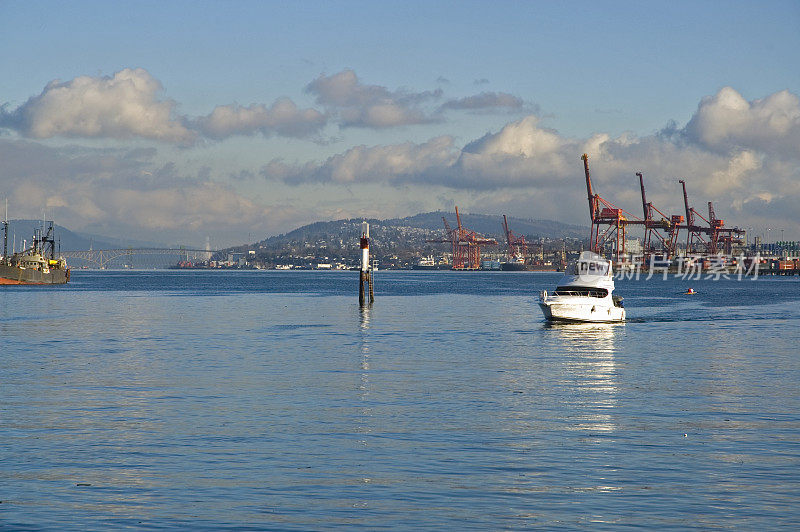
[1,0,799,248]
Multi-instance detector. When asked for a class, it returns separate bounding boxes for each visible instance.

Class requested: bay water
[2,270,799,530]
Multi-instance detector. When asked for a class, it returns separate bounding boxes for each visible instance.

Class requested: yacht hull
[537,251,625,323]
[539,300,625,323]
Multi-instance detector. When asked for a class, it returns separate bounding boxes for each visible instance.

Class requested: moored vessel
[500,257,528,271]
[413,255,438,270]
[538,251,624,322]
[1,220,70,285]
[412,256,448,270]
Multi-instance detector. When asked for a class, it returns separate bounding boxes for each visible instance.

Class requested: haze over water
[2,271,799,530]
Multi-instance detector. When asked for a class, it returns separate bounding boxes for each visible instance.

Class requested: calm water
[2,270,799,530]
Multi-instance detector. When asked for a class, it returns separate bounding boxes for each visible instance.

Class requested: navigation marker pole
[2,198,8,266]
[359,221,374,306]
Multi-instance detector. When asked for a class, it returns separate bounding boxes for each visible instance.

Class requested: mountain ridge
[261,211,587,246]
[3,220,168,251]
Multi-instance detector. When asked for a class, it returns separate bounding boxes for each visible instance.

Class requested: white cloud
[1,68,534,143]
[262,115,584,189]
[0,139,298,246]
[706,150,762,195]
[464,116,564,157]
[304,70,529,128]
[305,69,442,128]
[685,86,800,155]
[261,88,800,232]
[195,97,326,139]
[0,68,194,143]
[263,136,459,185]
[438,91,524,112]
[0,69,328,144]
[3,81,799,241]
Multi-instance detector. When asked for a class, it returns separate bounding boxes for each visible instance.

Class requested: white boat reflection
[545,321,620,436]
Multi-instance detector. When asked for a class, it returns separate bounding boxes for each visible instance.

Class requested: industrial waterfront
[51,154,798,275]
[2,270,799,530]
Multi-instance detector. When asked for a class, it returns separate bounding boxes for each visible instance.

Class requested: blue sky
[1,1,799,246]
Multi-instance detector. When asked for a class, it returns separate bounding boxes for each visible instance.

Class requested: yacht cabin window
[553,286,609,298]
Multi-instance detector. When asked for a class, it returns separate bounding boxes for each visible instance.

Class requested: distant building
[625,239,642,254]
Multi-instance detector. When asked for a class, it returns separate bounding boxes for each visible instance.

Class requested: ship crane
[502,215,528,263]
[428,207,497,270]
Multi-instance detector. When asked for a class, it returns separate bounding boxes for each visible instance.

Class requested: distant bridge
[60,248,220,269]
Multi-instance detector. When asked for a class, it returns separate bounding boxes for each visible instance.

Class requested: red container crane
[502,215,528,263]
[429,207,497,270]
[582,154,636,265]
[637,172,683,265]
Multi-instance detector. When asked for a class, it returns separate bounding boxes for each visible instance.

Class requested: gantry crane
[583,154,635,265]
[678,180,744,255]
[502,215,528,263]
[707,201,745,255]
[429,207,497,270]
[637,172,683,265]
[679,179,708,254]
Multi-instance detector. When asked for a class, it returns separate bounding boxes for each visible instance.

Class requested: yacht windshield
[553,286,609,298]
[572,260,610,276]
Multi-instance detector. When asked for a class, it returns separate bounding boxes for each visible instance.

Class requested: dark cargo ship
[1,220,70,285]
[500,258,528,271]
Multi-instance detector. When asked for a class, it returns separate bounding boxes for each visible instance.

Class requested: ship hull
[500,262,528,271]
[0,264,70,285]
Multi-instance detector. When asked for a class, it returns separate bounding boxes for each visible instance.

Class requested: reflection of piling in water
[359,270,373,305]
[359,221,374,306]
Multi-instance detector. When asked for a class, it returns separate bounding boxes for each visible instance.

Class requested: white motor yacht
[539,251,625,323]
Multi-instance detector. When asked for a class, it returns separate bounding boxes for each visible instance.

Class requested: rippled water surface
[2,270,799,530]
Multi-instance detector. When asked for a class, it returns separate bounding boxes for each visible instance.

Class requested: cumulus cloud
[305,69,442,128]
[2,68,535,142]
[438,92,525,112]
[276,115,581,186]
[705,150,762,195]
[195,97,326,139]
[0,68,195,143]
[0,68,327,144]
[261,115,592,190]
[0,139,299,245]
[263,136,460,185]
[4,80,799,239]
[685,86,800,155]
[464,116,564,157]
[260,87,800,232]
